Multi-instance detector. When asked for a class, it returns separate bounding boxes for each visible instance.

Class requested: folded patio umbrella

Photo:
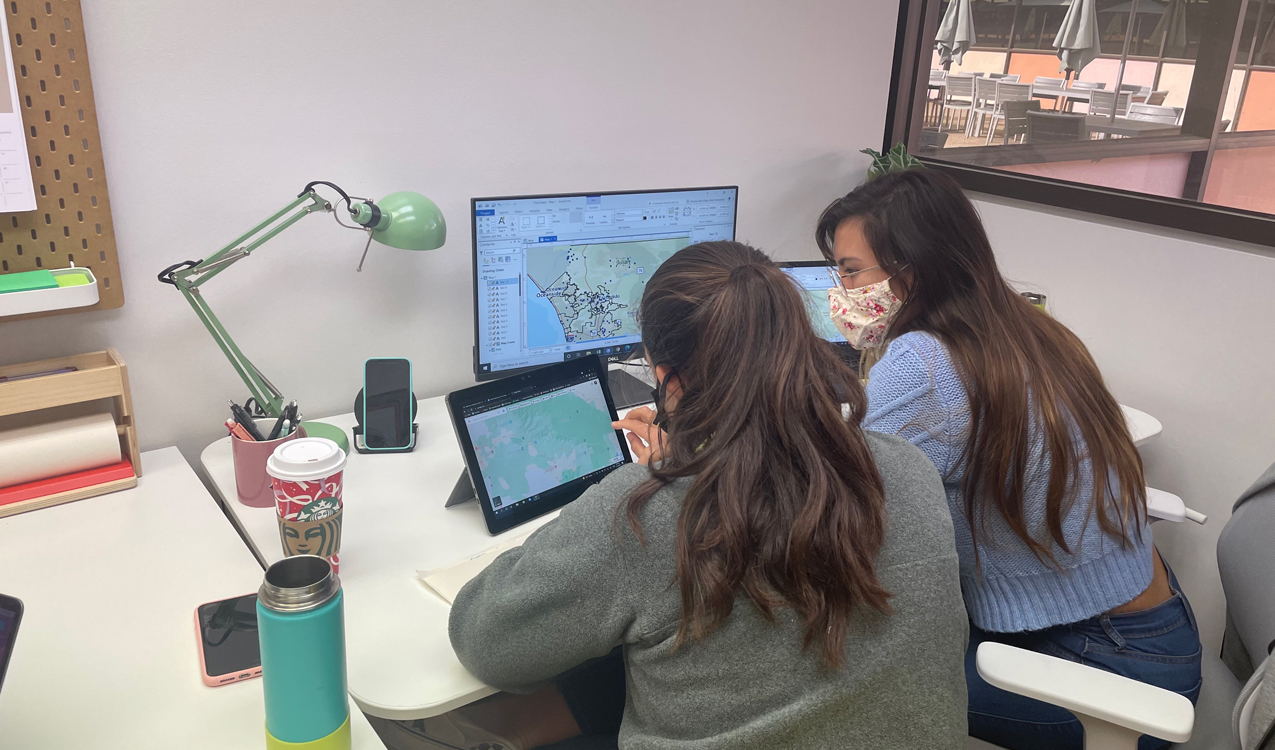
[1257,4,1275,66]
[1053,0,1102,77]
[1151,0,1188,57]
[936,0,976,69]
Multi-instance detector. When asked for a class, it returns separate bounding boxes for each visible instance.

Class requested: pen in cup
[226,418,256,442]
[229,400,267,441]
[267,400,295,441]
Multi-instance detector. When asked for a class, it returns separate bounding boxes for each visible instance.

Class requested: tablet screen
[449,357,631,533]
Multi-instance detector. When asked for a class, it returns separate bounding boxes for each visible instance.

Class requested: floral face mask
[827,266,903,350]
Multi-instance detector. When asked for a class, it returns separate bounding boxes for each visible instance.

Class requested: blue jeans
[967,566,1202,750]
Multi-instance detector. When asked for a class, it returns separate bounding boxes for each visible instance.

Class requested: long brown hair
[816,170,1145,564]
[626,241,890,668]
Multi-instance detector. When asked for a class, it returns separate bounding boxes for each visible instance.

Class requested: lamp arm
[180,285,283,416]
[161,190,334,419]
[187,192,328,288]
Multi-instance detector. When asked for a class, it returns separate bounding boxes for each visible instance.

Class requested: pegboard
[0,0,122,322]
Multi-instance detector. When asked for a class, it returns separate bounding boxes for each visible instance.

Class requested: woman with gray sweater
[442,241,969,750]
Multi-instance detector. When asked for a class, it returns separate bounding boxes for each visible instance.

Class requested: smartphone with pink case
[194,593,262,687]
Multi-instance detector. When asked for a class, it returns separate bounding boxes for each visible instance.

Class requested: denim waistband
[1079,553,1198,638]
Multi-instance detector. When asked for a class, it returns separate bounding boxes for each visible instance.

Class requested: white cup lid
[267,437,347,481]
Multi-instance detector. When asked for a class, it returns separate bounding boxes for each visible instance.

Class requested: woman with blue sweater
[815,170,1201,750]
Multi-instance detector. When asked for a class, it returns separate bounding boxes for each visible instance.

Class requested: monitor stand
[608,369,653,410]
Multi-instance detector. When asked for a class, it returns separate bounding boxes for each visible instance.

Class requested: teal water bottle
[257,555,350,750]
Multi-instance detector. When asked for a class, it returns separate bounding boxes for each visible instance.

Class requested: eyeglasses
[827,264,882,291]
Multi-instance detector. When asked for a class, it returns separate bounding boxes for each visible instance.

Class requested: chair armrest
[1146,487,1186,523]
[976,642,1194,743]
[1121,404,1162,446]
[1146,487,1208,525]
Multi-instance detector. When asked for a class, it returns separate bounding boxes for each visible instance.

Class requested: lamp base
[299,421,350,455]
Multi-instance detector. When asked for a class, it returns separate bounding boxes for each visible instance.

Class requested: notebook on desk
[416,530,535,604]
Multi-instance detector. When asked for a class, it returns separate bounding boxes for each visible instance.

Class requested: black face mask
[650,371,673,427]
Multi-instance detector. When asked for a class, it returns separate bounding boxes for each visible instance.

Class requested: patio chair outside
[985,82,1035,144]
[999,99,1041,145]
[1027,110,1089,143]
[1126,103,1183,124]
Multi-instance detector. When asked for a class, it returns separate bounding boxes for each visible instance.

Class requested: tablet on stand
[445,356,633,535]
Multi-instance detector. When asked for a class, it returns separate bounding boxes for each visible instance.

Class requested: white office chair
[966,479,1275,750]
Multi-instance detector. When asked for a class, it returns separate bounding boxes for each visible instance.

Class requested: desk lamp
[158,181,445,446]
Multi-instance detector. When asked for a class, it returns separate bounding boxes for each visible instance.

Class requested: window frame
[885,0,1275,249]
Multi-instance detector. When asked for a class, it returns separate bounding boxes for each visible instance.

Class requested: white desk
[0,448,385,749]
[201,396,1162,721]
[201,397,568,720]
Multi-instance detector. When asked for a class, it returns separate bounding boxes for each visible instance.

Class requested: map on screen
[800,287,842,341]
[525,237,690,345]
[464,378,625,512]
[781,265,843,342]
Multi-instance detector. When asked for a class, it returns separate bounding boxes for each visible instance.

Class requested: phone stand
[445,468,477,508]
[351,388,419,455]
[351,424,418,454]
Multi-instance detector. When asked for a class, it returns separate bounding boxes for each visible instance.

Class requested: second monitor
[471,186,738,406]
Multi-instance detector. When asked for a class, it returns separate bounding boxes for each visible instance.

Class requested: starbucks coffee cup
[267,438,346,573]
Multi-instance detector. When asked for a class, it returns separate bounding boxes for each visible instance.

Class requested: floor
[921,99,1072,149]
[926,107,1019,148]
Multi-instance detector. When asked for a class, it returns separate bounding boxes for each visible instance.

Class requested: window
[888,0,1275,247]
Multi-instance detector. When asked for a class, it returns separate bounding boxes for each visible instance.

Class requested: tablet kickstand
[445,468,478,508]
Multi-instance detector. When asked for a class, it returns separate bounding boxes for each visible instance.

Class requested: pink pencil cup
[232,419,304,508]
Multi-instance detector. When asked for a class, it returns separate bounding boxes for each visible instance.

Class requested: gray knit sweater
[449,431,968,749]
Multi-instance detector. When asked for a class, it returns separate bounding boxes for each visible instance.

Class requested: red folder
[0,460,136,507]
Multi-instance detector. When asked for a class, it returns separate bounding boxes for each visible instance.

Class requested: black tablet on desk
[446,356,632,535]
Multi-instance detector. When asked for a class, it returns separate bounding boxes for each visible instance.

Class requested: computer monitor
[471,186,738,401]
[777,261,860,368]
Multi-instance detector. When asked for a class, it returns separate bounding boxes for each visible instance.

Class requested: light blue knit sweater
[863,331,1153,633]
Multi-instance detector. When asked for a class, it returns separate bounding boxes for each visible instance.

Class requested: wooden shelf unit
[0,348,140,517]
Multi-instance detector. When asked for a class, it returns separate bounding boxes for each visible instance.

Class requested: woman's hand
[612,406,665,465]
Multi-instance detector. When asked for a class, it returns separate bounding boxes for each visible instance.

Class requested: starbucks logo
[296,497,340,522]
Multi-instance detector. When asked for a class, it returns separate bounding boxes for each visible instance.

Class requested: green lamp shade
[372,192,446,251]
